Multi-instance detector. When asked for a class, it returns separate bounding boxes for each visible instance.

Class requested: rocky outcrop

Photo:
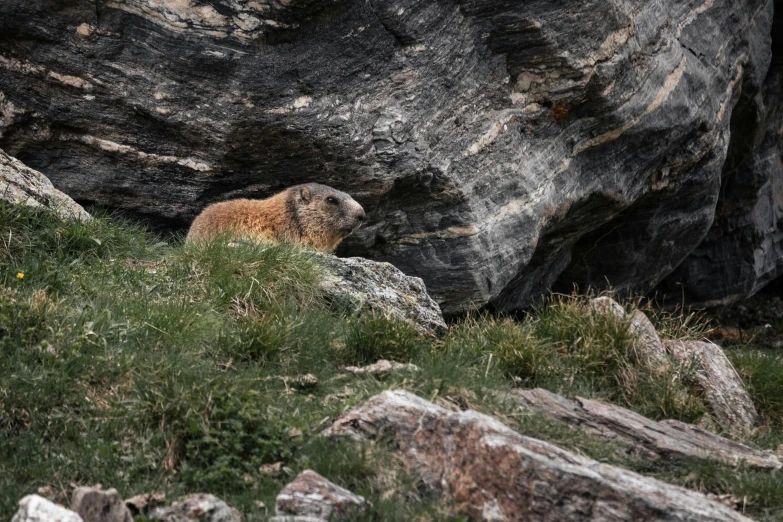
[11,495,83,522]
[658,2,783,307]
[150,495,239,522]
[322,390,752,521]
[71,487,133,522]
[318,254,446,336]
[507,388,780,469]
[273,470,367,521]
[0,0,776,314]
[665,339,759,435]
[0,150,90,220]
[591,297,758,434]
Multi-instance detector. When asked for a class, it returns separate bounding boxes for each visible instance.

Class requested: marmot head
[290,183,367,250]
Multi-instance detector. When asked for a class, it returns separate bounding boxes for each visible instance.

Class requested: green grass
[2,203,783,520]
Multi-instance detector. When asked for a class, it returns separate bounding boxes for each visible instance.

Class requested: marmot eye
[326,197,339,205]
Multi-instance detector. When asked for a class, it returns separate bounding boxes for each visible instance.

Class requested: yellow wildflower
[16,272,24,279]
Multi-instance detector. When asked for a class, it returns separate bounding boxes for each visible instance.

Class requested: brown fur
[186,183,366,253]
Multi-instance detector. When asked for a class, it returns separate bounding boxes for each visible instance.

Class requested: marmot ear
[299,187,311,203]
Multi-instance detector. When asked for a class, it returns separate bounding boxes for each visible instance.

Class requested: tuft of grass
[343,312,426,365]
[439,296,706,422]
[178,389,296,493]
[728,349,783,436]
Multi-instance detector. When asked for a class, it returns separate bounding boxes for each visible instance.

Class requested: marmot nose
[356,209,367,223]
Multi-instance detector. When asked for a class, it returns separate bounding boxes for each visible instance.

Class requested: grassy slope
[2,205,783,521]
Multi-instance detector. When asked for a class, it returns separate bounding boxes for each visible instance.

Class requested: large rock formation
[657,2,783,307]
[506,387,780,469]
[0,0,777,313]
[322,390,753,521]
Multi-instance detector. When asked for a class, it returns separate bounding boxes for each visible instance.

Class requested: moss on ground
[1,204,783,521]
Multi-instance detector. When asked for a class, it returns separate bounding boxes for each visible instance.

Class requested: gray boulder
[0,150,90,221]
[318,254,446,336]
[71,487,133,522]
[11,495,83,522]
[275,470,367,520]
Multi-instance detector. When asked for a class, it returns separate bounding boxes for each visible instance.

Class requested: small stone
[12,495,83,522]
[288,428,303,438]
[590,296,625,318]
[706,493,745,510]
[35,485,62,502]
[151,494,240,522]
[275,470,367,520]
[72,486,133,522]
[260,462,283,474]
[292,374,318,388]
[343,359,420,376]
[125,493,166,515]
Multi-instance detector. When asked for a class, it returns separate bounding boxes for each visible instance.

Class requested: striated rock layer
[323,390,752,521]
[659,1,783,306]
[0,0,776,313]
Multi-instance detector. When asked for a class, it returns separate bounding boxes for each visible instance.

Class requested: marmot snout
[186,183,367,253]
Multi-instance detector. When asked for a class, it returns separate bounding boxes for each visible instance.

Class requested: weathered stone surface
[0,149,90,221]
[344,359,420,376]
[628,309,669,369]
[71,487,133,522]
[322,390,752,521]
[318,254,446,336]
[665,340,758,435]
[11,495,83,522]
[507,387,780,469]
[591,297,668,369]
[0,0,776,314]
[151,495,239,522]
[590,296,627,318]
[125,493,166,515]
[659,4,783,306]
[275,470,367,520]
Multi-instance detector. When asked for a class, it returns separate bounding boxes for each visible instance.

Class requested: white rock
[11,495,83,522]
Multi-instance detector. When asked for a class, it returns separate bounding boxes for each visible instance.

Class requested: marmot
[186,183,367,253]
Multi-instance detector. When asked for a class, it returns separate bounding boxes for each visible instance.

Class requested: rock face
[274,470,367,520]
[322,390,752,522]
[71,487,133,522]
[318,254,446,335]
[507,387,780,469]
[0,0,777,313]
[0,150,90,220]
[659,4,783,306]
[11,495,83,522]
